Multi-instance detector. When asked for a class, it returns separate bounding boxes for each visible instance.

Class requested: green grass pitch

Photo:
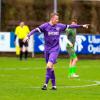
[0,57,100,100]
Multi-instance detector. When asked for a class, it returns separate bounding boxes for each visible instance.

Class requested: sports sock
[45,68,52,85]
[68,67,73,76]
[51,70,56,87]
[72,66,76,74]
[69,66,77,76]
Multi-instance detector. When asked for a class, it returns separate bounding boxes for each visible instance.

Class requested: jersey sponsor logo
[48,32,59,36]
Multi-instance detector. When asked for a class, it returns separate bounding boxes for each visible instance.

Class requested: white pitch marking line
[0,68,100,89]
[0,66,68,71]
[26,80,100,89]
[0,67,45,70]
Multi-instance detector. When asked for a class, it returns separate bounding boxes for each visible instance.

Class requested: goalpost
[54,0,57,13]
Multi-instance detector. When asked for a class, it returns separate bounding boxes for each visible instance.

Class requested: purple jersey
[38,22,67,51]
[28,22,82,52]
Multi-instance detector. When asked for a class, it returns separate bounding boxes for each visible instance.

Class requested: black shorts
[19,39,28,48]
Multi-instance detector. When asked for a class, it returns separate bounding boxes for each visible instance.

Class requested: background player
[14,21,30,60]
[24,13,88,90]
[66,19,88,78]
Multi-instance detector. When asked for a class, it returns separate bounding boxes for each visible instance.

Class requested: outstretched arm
[67,24,89,29]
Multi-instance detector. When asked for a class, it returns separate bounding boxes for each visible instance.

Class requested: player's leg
[19,39,23,60]
[24,41,28,60]
[67,46,73,77]
[68,59,74,77]
[42,51,50,90]
[69,53,79,78]
[67,47,79,78]
[70,56,79,78]
[42,51,59,90]
[50,66,56,90]
[48,51,59,90]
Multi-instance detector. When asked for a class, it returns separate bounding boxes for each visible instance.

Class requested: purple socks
[51,70,56,86]
[45,68,56,87]
[45,68,52,84]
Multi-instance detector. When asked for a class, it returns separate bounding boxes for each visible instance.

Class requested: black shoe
[51,87,57,90]
[41,85,47,90]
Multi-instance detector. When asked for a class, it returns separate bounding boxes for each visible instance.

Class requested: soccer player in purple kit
[23,13,88,90]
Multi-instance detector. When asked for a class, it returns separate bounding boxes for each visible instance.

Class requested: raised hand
[83,24,90,29]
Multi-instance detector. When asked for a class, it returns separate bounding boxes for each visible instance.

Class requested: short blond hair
[71,19,77,23]
[50,13,59,18]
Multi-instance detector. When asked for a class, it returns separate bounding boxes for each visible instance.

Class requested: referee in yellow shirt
[14,21,30,60]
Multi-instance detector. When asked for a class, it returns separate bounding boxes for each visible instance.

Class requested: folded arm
[23,28,41,42]
[27,28,41,38]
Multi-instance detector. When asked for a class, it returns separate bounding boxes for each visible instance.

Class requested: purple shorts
[44,51,59,64]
